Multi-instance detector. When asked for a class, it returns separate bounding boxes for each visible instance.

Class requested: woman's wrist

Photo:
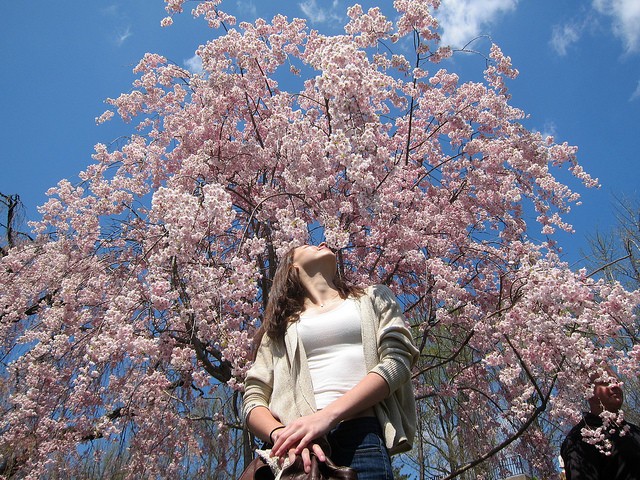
[319,404,344,428]
[269,425,285,444]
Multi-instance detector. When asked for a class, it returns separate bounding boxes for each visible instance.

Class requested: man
[561,372,640,479]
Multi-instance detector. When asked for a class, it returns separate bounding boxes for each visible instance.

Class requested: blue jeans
[327,417,393,480]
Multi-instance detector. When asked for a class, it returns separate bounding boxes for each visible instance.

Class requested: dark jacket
[561,412,640,480]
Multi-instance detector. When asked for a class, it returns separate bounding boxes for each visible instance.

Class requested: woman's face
[292,242,335,270]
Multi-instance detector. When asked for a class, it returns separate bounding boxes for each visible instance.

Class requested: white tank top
[297,299,368,409]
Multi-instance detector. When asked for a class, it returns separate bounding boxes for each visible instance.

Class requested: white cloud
[550,22,583,56]
[298,0,342,25]
[101,5,120,16]
[630,81,640,101]
[101,4,132,47]
[184,54,204,75]
[592,0,640,54]
[437,0,519,48]
[531,120,558,142]
[115,26,132,46]
[540,120,558,140]
[236,0,257,18]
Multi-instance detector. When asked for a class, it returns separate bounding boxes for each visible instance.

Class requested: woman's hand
[270,411,333,470]
[280,443,327,474]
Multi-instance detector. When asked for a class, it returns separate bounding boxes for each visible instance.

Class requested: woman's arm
[369,285,419,392]
[245,405,285,444]
[249,403,332,473]
[242,335,283,445]
[270,371,390,457]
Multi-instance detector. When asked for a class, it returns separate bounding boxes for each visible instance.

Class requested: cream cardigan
[242,284,419,455]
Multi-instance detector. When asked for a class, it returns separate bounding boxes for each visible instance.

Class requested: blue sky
[1,0,638,267]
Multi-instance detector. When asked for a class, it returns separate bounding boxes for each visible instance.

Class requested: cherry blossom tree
[1,1,639,478]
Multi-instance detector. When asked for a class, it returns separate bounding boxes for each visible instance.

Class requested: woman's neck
[300,274,340,309]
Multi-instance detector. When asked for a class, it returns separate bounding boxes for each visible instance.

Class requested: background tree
[0,193,31,256]
[581,195,640,426]
[1,1,638,479]
[584,196,640,291]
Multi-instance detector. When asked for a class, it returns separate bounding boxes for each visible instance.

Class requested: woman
[242,243,418,479]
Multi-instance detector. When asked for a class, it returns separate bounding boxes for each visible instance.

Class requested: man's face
[590,380,624,414]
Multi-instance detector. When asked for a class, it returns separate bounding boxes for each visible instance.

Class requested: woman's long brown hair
[254,246,363,351]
